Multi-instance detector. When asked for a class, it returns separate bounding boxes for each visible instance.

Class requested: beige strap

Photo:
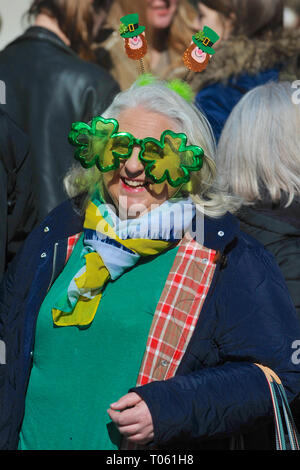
[254,363,282,384]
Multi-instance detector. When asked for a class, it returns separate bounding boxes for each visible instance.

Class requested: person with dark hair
[0,0,120,221]
[187,0,300,141]
[0,110,37,281]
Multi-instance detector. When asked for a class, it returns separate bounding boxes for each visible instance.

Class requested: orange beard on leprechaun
[125,34,148,60]
[182,43,211,72]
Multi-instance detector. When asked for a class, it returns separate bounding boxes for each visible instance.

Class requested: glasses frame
[69,116,204,188]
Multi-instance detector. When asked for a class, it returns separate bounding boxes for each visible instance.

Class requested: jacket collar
[41,196,84,242]
[41,196,240,254]
[202,211,239,252]
[7,26,77,58]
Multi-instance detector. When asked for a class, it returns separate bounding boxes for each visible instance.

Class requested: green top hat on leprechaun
[119,13,146,38]
[192,26,220,55]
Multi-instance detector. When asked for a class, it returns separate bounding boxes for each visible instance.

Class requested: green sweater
[19,236,178,450]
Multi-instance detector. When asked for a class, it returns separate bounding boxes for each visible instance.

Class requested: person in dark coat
[0,0,120,222]
[216,80,300,320]
[0,81,299,450]
[188,0,300,142]
[216,79,300,431]
[0,110,37,281]
[238,200,300,316]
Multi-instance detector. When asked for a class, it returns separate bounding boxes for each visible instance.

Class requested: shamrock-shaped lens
[68,117,122,172]
[141,131,204,187]
[110,133,132,158]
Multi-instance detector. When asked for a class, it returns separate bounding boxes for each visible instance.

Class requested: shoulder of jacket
[14,198,82,255]
[63,59,120,98]
[230,227,273,259]
[40,197,83,234]
[223,229,285,293]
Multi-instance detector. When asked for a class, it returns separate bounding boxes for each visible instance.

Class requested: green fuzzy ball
[167,79,195,103]
[136,73,157,87]
[136,74,195,103]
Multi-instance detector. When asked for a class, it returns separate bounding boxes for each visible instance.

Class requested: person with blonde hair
[0,80,299,450]
[188,0,300,141]
[95,0,197,90]
[216,81,300,319]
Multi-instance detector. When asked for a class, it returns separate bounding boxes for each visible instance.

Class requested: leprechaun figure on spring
[183,26,220,72]
[119,13,148,61]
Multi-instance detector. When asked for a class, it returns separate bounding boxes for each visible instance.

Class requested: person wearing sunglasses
[0,80,300,451]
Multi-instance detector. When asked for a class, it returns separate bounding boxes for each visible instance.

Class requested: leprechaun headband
[118,13,220,79]
[182,26,220,77]
[68,116,204,188]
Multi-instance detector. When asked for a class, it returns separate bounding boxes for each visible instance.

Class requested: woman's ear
[229,12,237,31]
[220,11,236,40]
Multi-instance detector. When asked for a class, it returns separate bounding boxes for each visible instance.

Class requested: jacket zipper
[46,242,59,292]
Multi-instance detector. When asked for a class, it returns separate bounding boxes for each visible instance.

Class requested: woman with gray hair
[0,80,300,451]
[216,80,300,320]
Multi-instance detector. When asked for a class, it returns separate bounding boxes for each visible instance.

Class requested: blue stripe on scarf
[84,229,135,254]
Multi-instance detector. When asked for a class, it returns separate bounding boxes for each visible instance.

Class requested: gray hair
[216,81,300,208]
[64,80,238,217]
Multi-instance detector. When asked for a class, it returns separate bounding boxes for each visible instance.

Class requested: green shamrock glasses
[68,116,204,188]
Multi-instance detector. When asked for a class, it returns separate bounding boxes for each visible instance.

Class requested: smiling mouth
[121,177,150,189]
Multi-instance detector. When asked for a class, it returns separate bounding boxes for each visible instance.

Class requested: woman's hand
[107,392,154,445]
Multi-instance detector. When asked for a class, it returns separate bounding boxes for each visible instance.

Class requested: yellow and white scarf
[52,194,195,327]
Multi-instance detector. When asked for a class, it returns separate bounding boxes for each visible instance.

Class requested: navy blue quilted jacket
[0,198,300,450]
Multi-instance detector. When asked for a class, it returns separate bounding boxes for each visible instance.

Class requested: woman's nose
[124,146,144,177]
